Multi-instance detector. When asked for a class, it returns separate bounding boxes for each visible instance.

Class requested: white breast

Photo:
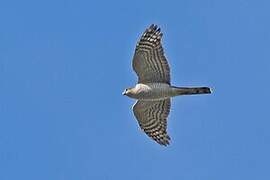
[135,83,171,100]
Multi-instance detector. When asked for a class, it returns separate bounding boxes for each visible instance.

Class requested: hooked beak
[122,90,126,95]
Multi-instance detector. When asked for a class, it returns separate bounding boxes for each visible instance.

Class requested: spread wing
[132,24,171,84]
[132,99,171,146]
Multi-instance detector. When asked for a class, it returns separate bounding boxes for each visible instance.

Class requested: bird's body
[123,24,211,146]
[125,83,172,100]
[125,83,210,101]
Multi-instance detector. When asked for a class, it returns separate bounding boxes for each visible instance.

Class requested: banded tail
[172,86,211,96]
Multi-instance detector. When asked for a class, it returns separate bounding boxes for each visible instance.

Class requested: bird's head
[122,88,133,96]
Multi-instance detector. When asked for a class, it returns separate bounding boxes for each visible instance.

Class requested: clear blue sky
[1,0,269,179]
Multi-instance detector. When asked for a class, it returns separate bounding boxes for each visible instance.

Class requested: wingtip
[149,24,155,28]
[149,24,160,30]
[160,141,170,146]
[156,135,171,146]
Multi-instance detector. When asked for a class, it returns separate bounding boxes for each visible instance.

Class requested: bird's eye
[125,88,128,92]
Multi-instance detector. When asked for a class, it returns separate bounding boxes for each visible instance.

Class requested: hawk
[123,24,211,146]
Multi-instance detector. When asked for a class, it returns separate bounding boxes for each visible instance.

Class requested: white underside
[130,83,174,100]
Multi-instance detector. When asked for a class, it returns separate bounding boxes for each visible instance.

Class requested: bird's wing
[132,99,171,146]
[132,24,171,84]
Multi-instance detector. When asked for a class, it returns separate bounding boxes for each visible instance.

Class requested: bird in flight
[123,24,211,146]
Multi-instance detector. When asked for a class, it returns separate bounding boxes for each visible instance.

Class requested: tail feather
[172,86,211,96]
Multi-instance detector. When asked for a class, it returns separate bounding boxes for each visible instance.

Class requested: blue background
[1,0,269,179]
